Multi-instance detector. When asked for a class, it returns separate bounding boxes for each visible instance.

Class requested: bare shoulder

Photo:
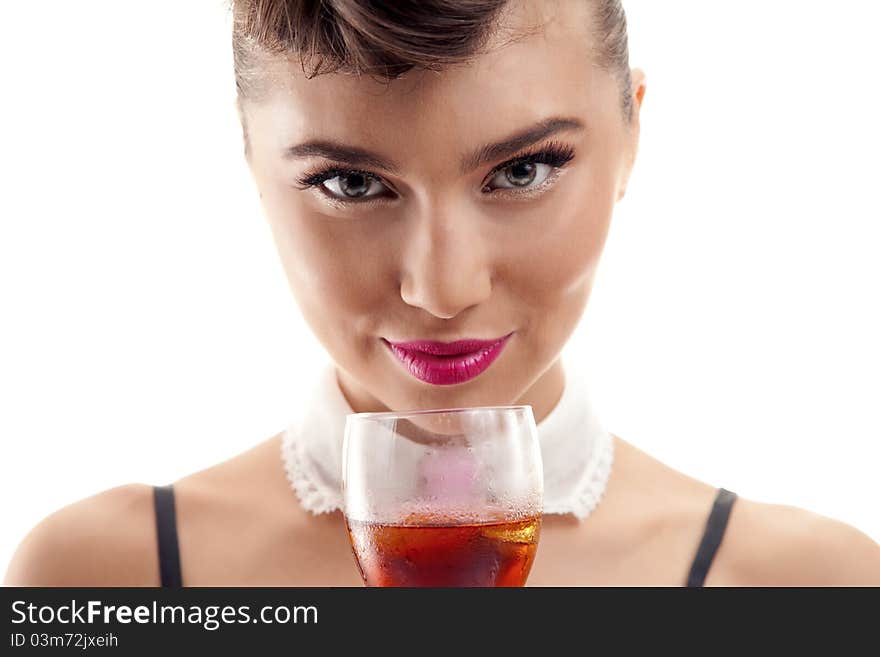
[4,483,160,586]
[4,431,308,587]
[713,496,880,586]
[606,436,880,586]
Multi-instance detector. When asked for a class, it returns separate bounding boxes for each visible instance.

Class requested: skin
[6,0,880,586]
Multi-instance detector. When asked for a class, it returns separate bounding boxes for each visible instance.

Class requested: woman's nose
[398,208,492,320]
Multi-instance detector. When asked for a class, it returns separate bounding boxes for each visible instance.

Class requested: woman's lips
[383,332,514,385]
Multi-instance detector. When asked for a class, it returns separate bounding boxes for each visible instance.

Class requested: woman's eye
[484,162,553,191]
[321,172,388,200]
[296,142,575,205]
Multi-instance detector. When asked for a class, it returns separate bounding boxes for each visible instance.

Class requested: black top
[152,484,737,587]
[152,485,182,588]
[685,488,738,587]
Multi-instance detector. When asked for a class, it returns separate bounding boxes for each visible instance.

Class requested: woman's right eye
[296,169,392,204]
[322,171,391,200]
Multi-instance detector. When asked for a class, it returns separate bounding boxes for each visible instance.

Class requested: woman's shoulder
[610,436,880,586]
[711,495,880,586]
[4,432,293,587]
[4,483,161,586]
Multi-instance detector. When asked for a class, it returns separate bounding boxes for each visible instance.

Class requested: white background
[1,1,878,574]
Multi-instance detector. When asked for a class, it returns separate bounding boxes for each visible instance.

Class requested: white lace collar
[281,359,615,519]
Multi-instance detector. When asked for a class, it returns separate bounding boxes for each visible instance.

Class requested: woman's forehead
[244,7,613,156]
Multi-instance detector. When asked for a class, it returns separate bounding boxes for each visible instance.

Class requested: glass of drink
[342,405,543,587]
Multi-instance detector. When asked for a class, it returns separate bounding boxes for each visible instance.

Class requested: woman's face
[240,0,645,417]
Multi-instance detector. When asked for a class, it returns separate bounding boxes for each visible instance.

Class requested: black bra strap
[686,487,737,587]
[153,484,183,587]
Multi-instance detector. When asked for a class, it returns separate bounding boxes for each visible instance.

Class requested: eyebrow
[282,116,585,176]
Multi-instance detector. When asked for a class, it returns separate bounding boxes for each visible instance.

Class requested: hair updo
[231,0,633,122]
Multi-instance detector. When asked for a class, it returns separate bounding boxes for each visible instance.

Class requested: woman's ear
[617,67,647,202]
[631,67,647,108]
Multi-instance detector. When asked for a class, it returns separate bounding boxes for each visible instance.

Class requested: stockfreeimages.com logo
[11,600,317,631]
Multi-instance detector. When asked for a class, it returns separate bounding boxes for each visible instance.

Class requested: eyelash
[293,139,576,207]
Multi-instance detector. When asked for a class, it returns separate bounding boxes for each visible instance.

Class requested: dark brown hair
[231,0,633,121]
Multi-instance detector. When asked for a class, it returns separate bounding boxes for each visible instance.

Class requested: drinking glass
[342,405,543,587]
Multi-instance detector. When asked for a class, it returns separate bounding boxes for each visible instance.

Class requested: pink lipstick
[383,332,513,385]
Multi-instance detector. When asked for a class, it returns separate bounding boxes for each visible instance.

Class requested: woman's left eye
[484,161,554,192]
[480,142,576,195]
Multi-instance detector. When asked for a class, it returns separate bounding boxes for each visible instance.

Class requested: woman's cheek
[292,227,393,325]
[507,202,610,306]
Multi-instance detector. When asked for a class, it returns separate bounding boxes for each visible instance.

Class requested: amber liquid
[346,516,541,587]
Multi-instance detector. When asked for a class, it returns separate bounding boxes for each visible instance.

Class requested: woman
[6,0,880,586]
